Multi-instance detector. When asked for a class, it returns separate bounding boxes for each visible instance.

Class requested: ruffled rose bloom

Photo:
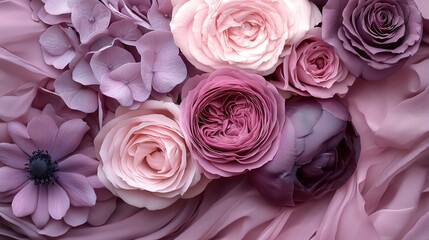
[170,0,322,75]
[275,28,356,98]
[322,0,423,80]
[95,99,209,210]
[180,69,285,178]
[250,97,360,206]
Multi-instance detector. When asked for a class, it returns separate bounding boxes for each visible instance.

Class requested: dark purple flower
[249,97,360,206]
[322,0,423,80]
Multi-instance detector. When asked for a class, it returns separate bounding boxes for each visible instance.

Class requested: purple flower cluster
[36,0,187,112]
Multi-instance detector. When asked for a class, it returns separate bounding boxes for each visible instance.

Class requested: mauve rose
[250,97,360,206]
[275,27,356,98]
[170,0,321,75]
[180,69,285,178]
[95,99,210,210]
[322,0,423,81]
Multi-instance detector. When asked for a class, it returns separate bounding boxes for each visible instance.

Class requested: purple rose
[323,0,423,80]
[180,69,285,178]
[274,27,356,98]
[249,97,360,206]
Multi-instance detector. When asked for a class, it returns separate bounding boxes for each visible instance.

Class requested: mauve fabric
[0,0,59,121]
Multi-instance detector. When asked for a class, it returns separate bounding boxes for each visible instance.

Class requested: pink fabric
[0,0,59,121]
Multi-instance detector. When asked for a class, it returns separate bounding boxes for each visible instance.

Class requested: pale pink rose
[170,0,322,75]
[275,28,356,98]
[95,99,210,210]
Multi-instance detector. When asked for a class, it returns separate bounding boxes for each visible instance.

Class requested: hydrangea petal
[100,62,151,106]
[136,30,186,93]
[90,46,135,82]
[44,0,71,15]
[54,70,99,113]
[72,55,99,85]
[71,0,112,43]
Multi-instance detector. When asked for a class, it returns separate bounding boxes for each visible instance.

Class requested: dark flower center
[25,150,58,185]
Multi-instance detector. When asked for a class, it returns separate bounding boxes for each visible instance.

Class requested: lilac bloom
[0,112,97,228]
[89,45,135,83]
[136,30,187,93]
[147,0,173,31]
[71,0,111,43]
[100,62,151,107]
[39,25,79,69]
[54,70,99,113]
[44,0,71,15]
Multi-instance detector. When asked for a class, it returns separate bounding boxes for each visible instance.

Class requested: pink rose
[275,28,356,98]
[180,69,285,178]
[95,99,210,210]
[170,0,322,75]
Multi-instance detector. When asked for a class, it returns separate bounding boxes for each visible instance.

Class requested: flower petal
[7,122,37,155]
[54,70,99,113]
[57,172,96,207]
[58,154,99,176]
[48,184,70,220]
[0,167,28,192]
[44,0,70,15]
[0,143,28,169]
[12,182,38,217]
[27,114,58,153]
[31,186,50,228]
[51,119,90,160]
[63,206,90,227]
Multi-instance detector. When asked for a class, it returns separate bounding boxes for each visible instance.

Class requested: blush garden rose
[180,68,285,178]
[170,0,322,75]
[95,99,209,210]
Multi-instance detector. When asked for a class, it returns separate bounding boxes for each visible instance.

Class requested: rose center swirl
[197,93,260,146]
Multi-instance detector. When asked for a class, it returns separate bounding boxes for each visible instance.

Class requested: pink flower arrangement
[0,0,428,239]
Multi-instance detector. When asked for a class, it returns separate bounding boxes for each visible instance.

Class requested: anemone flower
[0,112,97,228]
